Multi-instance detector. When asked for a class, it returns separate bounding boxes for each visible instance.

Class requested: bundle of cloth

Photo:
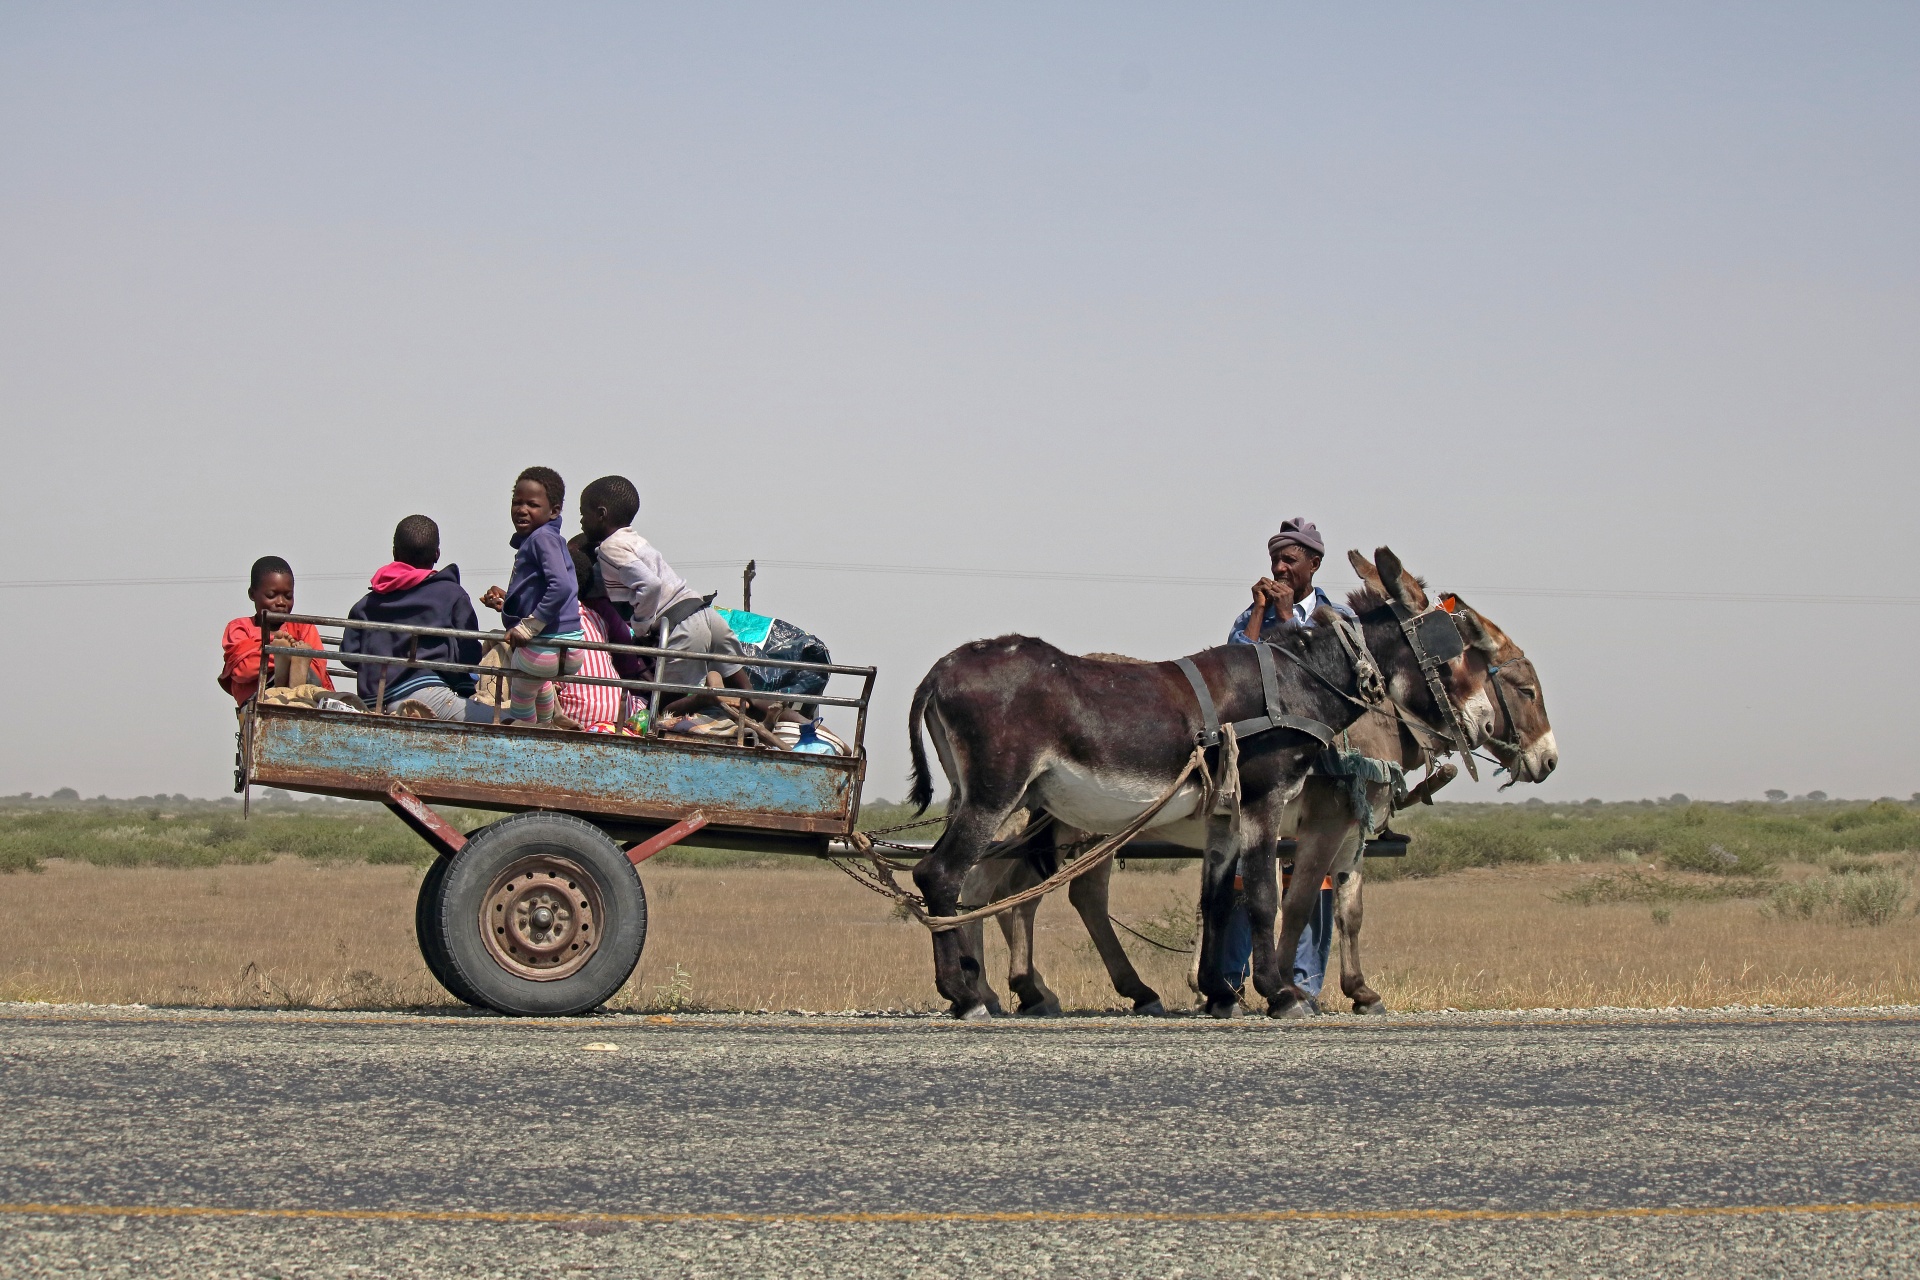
[715,608,835,701]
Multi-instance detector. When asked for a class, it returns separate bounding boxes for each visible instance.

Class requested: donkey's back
[907,635,1210,822]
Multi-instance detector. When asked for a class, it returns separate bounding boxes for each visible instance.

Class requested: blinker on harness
[1359,599,1480,781]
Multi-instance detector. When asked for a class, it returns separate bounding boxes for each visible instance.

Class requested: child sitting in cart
[576,473,763,724]
[554,543,627,729]
[479,467,585,726]
[341,514,490,719]
[218,556,336,705]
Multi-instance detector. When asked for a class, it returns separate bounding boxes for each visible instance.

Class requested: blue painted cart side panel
[247,708,856,833]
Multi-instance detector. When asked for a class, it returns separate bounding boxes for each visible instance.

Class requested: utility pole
[742,560,757,613]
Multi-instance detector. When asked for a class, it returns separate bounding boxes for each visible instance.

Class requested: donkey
[906,548,1462,1019]
[959,558,1557,1017]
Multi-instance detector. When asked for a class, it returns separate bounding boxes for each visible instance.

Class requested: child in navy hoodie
[479,467,583,725]
[342,515,486,718]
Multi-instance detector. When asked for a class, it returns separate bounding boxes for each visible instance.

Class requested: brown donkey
[960,561,1556,1017]
[906,548,1461,1019]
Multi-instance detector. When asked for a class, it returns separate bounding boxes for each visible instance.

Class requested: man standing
[1228,517,1353,645]
[1217,517,1353,1009]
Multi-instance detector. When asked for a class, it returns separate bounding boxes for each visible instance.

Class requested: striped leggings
[507,639,586,723]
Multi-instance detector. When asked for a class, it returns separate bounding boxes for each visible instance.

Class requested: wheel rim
[479,853,604,982]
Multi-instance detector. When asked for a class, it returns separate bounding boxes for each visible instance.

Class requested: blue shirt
[503,516,582,636]
[1227,585,1354,645]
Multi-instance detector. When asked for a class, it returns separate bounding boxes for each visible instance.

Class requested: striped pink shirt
[556,609,624,727]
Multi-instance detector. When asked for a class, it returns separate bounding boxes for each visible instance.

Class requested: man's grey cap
[1267,518,1324,559]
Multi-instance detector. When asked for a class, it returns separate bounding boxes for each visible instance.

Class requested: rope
[834,745,1210,933]
[1109,915,1195,954]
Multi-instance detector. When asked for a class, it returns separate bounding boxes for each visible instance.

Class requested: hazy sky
[3,3,1916,804]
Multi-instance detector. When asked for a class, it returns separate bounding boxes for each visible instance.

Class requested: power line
[2,560,1915,607]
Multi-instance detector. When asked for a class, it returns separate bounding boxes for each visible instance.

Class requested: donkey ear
[1453,606,1503,654]
[1348,550,1384,595]
[1373,547,1427,610]
[1451,598,1513,655]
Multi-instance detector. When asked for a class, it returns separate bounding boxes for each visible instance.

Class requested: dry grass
[1365,864,1920,1009]
[4,858,1918,1013]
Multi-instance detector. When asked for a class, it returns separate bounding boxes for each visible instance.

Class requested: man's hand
[1246,577,1296,642]
[1254,577,1296,610]
[480,586,506,612]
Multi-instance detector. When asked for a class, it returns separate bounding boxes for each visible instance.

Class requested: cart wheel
[415,855,485,1007]
[437,812,648,1016]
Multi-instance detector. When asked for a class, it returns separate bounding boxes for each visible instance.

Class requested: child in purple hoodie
[341,515,485,717]
[480,467,583,725]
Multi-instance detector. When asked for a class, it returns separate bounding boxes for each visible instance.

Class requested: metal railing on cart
[254,610,877,755]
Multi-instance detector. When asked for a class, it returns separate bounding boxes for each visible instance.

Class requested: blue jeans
[1217,885,1333,999]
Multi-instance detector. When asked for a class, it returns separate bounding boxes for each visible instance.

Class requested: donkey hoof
[958,1003,995,1022]
[983,994,1006,1017]
[1270,998,1315,1021]
[1353,999,1387,1016]
[1206,999,1241,1020]
[1133,998,1168,1018]
[1019,996,1063,1017]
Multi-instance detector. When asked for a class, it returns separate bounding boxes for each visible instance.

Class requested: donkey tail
[907,665,942,815]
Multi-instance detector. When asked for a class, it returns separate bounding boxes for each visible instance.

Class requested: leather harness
[1360,599,1480,781]
[1478,655,1536,790]
[1170,603,1483,789]
[1173,640,1339,750]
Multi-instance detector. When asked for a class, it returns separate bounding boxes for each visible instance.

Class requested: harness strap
[1229,641,1286,739]
[1482,660,1524,755]
[1174,656,1220,747]
[1256,635,1283,717]
[1240,713,1338,747]
[1383,599,1479,782]
[1480,658,1532,792]
[1234,649,1336,744]
[1265,637,1373,711]
[1176,649,1339,748]
[1329,614,1387,704]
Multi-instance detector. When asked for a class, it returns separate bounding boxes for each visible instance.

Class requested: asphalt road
[3,1005,1919,1278]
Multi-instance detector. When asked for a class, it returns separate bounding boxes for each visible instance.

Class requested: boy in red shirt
[218,556,335,705]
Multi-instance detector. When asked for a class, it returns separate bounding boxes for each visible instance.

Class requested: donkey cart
[238,611,877,1016]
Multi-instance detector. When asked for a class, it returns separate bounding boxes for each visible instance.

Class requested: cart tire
[415,855,485,1007]
[437,812,647,1016]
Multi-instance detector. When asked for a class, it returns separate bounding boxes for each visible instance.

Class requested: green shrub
[1661,837,1776,877]
[0,841,43,874]
[1379,798,1920,881]
[1834,872,1910,926]
[0,801,433,870]
[1369,818,1548,879]
[1766,878,1834,920]
[1767,871,1910,926]
[1556,870,1770,905]
[1829,801,1909,831]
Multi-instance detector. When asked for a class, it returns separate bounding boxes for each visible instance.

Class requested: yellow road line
[3,1200,1919,1227]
